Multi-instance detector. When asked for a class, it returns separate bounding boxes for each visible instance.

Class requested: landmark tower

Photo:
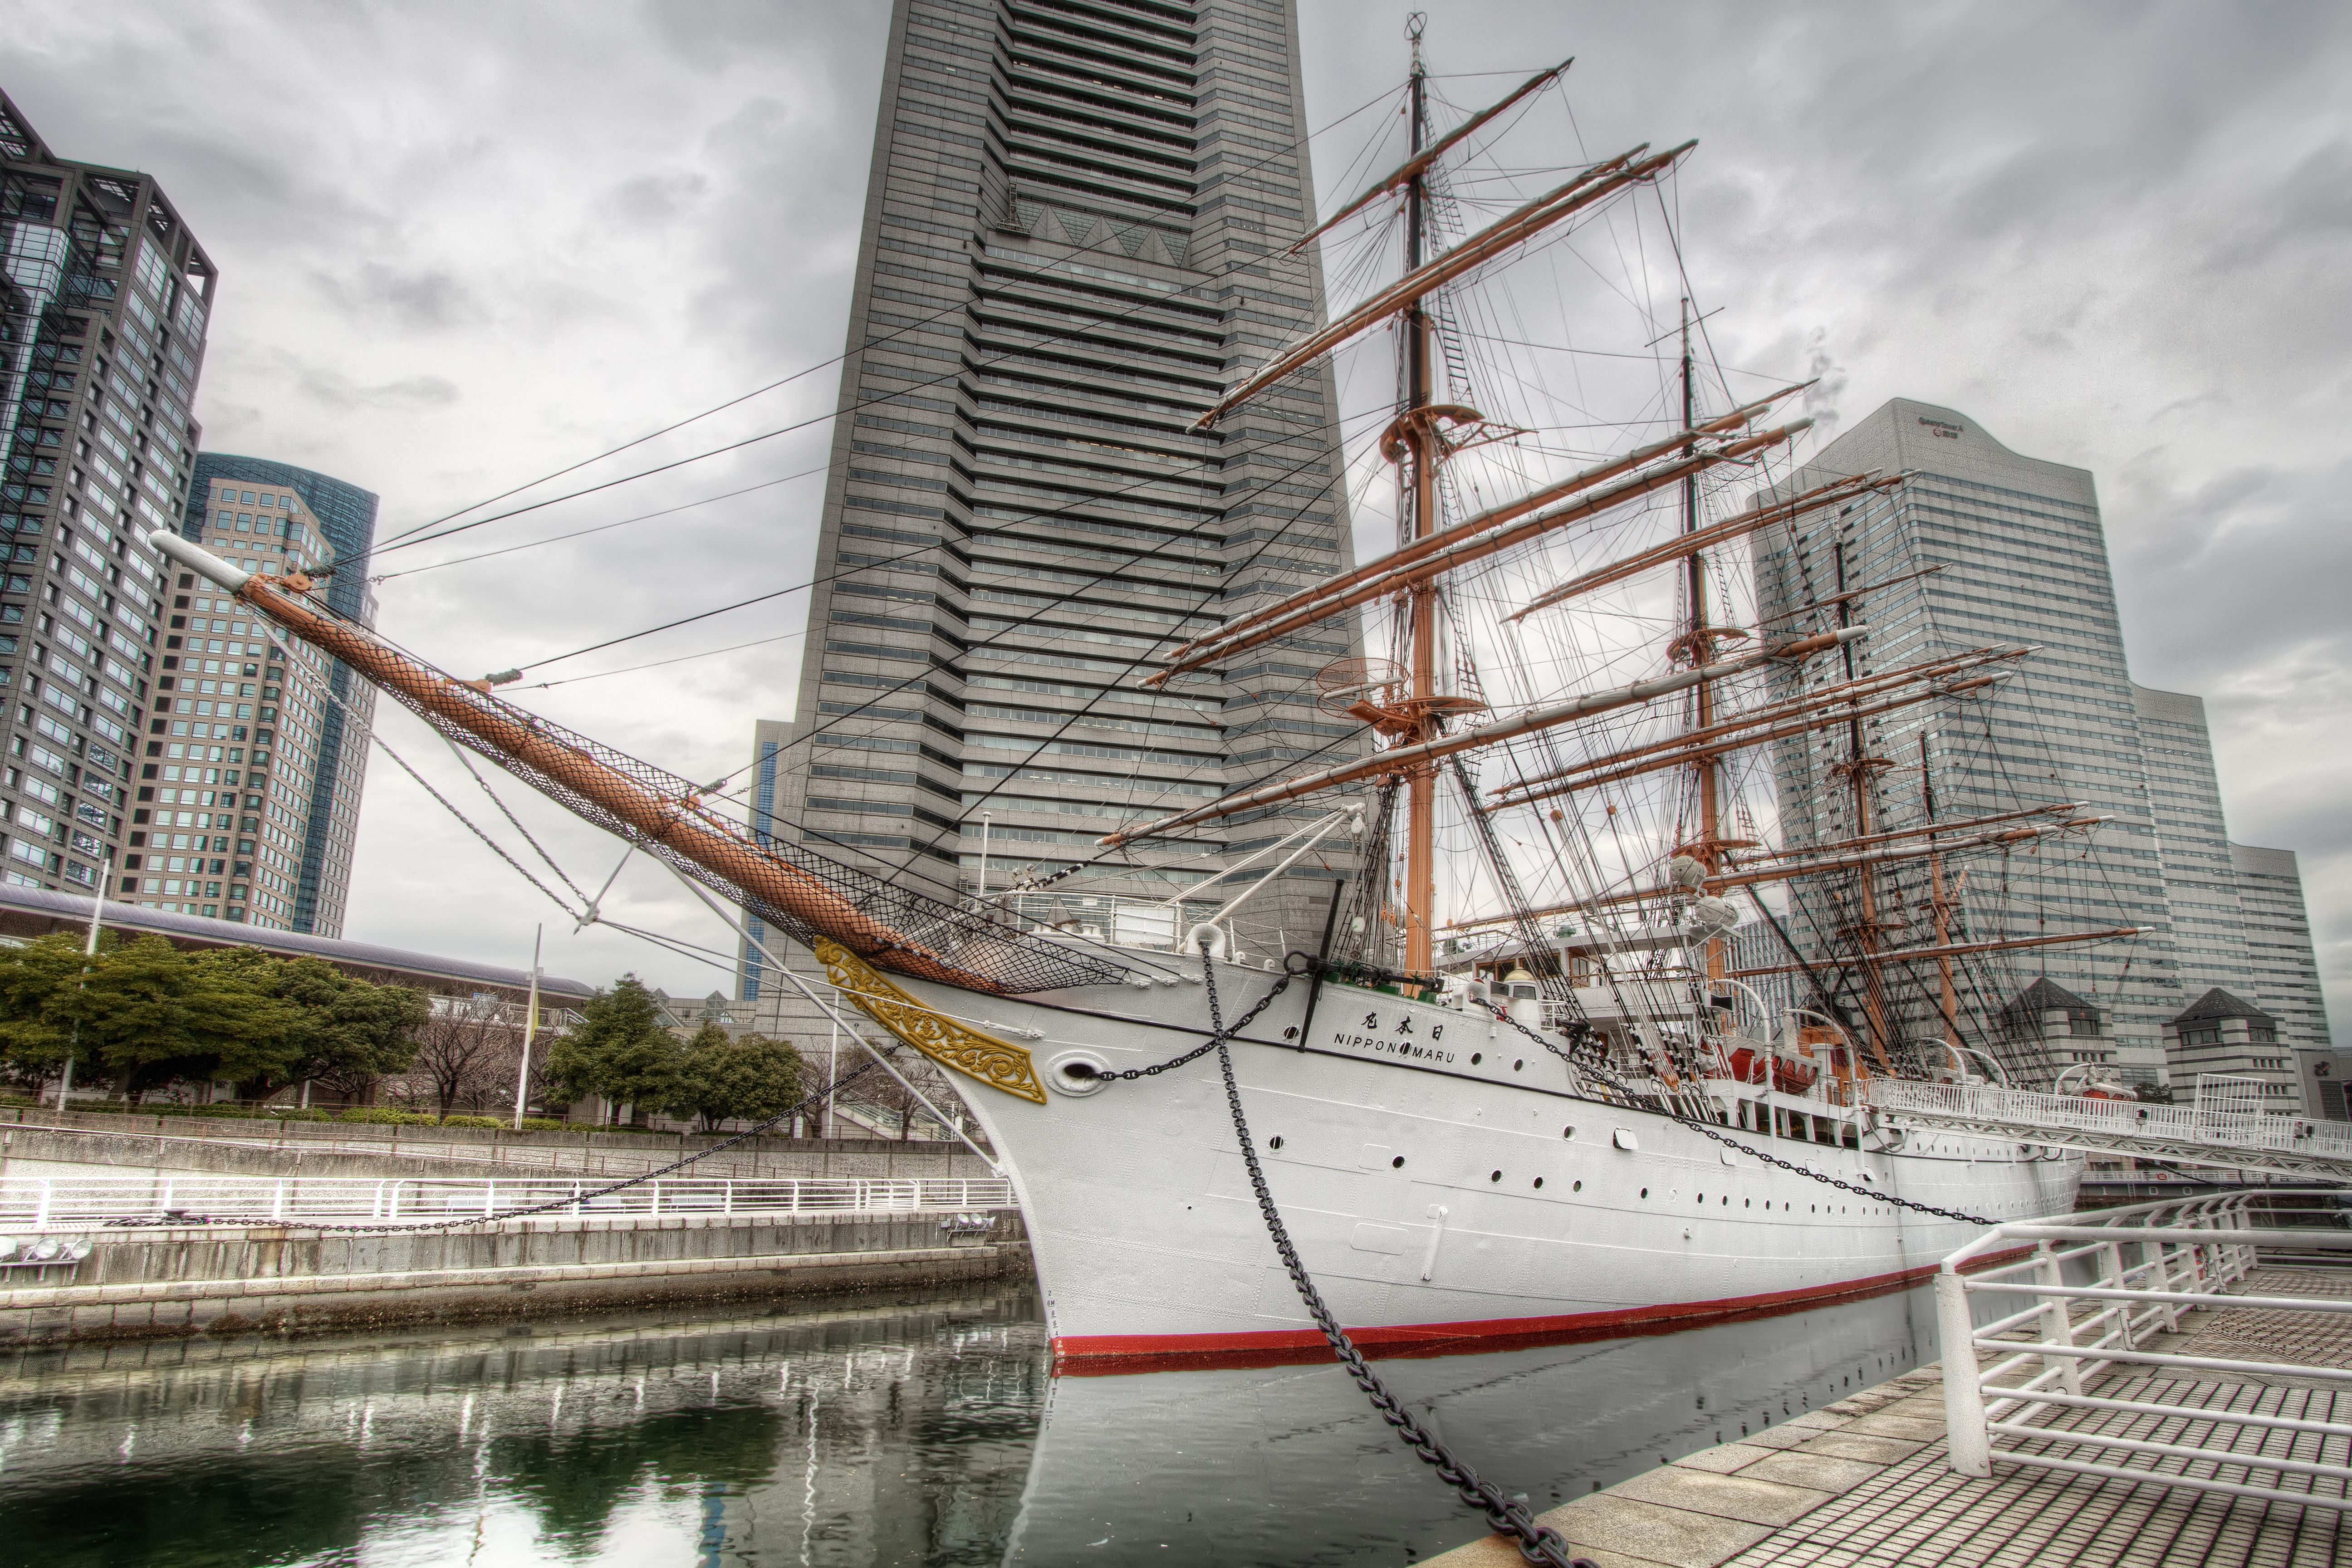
[742,0,1366,1021]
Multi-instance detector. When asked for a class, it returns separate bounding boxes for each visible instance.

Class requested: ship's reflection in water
[0,1282,1929,1566]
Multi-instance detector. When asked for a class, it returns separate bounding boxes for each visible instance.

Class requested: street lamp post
[513,924,542,1131]
[57,856,111,1112]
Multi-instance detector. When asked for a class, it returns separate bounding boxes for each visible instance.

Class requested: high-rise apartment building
[136,465,375,933]
[1752,398,2331,1098]
[740,0,1363,1023]
[0,91,212,907]
[176,456,379,934]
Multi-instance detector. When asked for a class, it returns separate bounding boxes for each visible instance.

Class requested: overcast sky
[8,2,2347,1027]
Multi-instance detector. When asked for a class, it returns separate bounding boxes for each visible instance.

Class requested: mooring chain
[1094,971,1292,1080]
[1201,960,1592,1568]
[112,1058,888,1235]
[1485,1005,1995,1227]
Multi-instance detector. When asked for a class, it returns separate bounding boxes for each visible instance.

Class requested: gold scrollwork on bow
[813,939,1049,1105]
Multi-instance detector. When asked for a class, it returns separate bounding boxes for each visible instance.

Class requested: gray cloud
[309,263,488,331]
[602,171,711,227]
[290,365,463,412]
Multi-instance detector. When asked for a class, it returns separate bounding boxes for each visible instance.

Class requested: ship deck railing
[1866,1077,2352,1174]
[1936,1191,2352,1513]
[0,1175,1019,1232]
[990,891,1229,953]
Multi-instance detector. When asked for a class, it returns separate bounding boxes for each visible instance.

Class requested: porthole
[1573,1180,1583,1192]
[1391,1156,1405,1169]
[1562,1127,1576,1140]
[1472,1053,1483,1065]
[1640,1187,1649,1199]
[1696,1193,1704,1204]
[1721,1196,1729,1206]
[1269,1136,1284,1151]
[1533,1177,1544,1189]
[1490,1170,1502,1182]
[1282,1025,1298,1040]
[1744,1199,1750,1208]
[1513,1059,1524,1071]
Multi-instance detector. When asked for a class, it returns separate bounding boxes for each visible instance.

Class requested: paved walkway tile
[1610,1467,1833,1529]
[1735,1450,1887,1494]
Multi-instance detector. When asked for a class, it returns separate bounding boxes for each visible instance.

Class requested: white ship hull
[900,958,2082,1370]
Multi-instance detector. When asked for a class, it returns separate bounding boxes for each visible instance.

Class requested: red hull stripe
[1053,1248,2033,1377]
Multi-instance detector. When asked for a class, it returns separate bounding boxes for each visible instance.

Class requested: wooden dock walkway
[1425,1267,2349,1568]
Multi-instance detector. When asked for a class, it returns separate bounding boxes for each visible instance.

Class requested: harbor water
[0,1281,1932,1566]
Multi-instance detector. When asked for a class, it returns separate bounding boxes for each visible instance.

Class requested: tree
[0,936,423,1104]
[93,938,301,1098]
[405,1009,519,1116]
[0,932,100,1087]
[252,956,426,1101]
[545,975,680,1124]
[668,1025,803,1132]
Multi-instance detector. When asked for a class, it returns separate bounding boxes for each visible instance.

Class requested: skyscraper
[740,0,1363,1024]
[1752,397,2331,1094]
[0,90,212,907]
[178,456,380,934]
[737,716,787,1006]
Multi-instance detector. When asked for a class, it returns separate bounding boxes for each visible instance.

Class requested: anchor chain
[1203,958,1592,1568]
[1486,1004,1995,1227]
[1093,970,1292,1080]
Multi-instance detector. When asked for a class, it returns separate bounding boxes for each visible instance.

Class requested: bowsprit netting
[232,575,1125,997]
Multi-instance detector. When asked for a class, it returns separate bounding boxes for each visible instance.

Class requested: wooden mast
[1831,537,1898,1067]
[1682,300,1718,870]
[1401,24,1439,974]
[1922,732,1962,1054]
[1676,299,1735,993]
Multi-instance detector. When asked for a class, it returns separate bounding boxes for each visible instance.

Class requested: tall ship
[149,40,2122,1370]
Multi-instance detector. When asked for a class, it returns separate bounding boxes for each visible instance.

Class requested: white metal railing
[0,1176,1016,1232]
[1867,1079,2352,1165]
[1936,1192,2352,1511]
[1000,890,1224,951]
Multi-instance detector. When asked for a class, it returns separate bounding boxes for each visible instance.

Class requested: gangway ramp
[1861,1077,2352,1182]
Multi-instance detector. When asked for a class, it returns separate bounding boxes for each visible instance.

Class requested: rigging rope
[436,729,591,907]
[366,732,583,922]
[368,80,1414,562]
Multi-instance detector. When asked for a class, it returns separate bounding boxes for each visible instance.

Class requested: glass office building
[1752,398,2331,1095]
[178,455,380,935]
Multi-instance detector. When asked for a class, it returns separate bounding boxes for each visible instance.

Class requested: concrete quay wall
[0,1210,1031,1348]
[0,1110,994,1184]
